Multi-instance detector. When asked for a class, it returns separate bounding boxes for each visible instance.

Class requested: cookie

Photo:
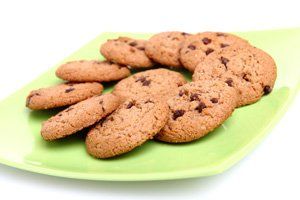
[145,32,190,67]
[180,32,249,71]
[86,97,169,158]
[155,80,237,143]
[192,45,277,107]
[26,82,103,110]
[41,93,120,141]
[113,68,187,102]
[100,37,154,68]
[55,60,130,82]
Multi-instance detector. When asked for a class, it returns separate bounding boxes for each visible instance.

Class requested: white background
[0,0,299,199]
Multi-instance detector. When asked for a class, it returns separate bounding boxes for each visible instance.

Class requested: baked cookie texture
[26,82,103,110]
[113,68,187,102]
[56,60,130,82]
[100,37,154,68]
[145,32,190,67]
[192,45,277,107]
[86,97,169,158]
[180,32,249,72]
[41,93,120,141]
[155,80,237,143]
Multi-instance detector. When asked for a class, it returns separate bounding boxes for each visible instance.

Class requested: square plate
[0,28,299,181]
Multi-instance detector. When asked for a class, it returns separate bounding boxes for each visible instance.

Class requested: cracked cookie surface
[145,32,190,68]
[86,97,169,158]
[155,80,237,143]
[180,32,249,71]
[26,82,103,110]
[100,37,154,68]
[192,45,277,107]
[41,93,120,141]
[113,68,187,102]
[56,60,130,82]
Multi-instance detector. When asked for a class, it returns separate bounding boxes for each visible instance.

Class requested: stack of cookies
[26,31,277,159]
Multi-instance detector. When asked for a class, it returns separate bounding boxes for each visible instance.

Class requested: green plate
[0,28,299,181]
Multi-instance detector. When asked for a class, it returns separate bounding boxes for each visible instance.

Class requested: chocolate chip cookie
[100,37,154,68]
[41,93,120,141]
[55,60,130,82]
[86,97,169,158]
[192,45,277,107]
[113,68,187,101]
[145,32,190,68]
[180,32,249,71]
[26,82,103,110]
[155,80,237,143]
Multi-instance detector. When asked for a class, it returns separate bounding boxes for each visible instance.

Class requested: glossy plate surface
[0,28,299,181]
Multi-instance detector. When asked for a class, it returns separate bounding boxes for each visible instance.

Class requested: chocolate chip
[65,88,75,93]
[216,33,226,37]
[220,43,229,48]
[190,93,199,101]
[181,32,190,36]
[135,76,146,83]
[225,78,233,87]
[102,107,106,112]
[126,101,135,109]
[99,100,103,104]
[58,114,62,117]
[210,98,218,103]
[137,46,145,51]
[188,44,196,50]
[243,74,250,82]
[130,48,136,53]
[195,101,207,113]
[263,85,272,95]
[172,110,185,120]
[205,48,214,55]
[142,79,151,86]
[179,90,188,96]
[202,37,212,45]
[136,76,151,86]
[109,117,114,121]
[129,41,137,47]
[220,57,229,67]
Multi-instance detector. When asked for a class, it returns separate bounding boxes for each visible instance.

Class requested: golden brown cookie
[192,45,277,107]
[26,82,103,110]
[86,97,169,158]
[100,37,154,68]
[41,93,120,141]
[113,68,187,102]
[55,60,130,82]
[155,80,237,143]
[145,32,190,68]
[180,32,249,71]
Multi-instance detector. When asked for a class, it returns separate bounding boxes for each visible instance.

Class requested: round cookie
[113,68,187,102]
[56,60,130,82]
[145,31,190,68]
[26,82,103,110]
[100,37,154,68]
[180,32,249,71]
[41,93,120,141]
[192,45,277,107]
[155,80,237,143]
[86,97,169,158]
